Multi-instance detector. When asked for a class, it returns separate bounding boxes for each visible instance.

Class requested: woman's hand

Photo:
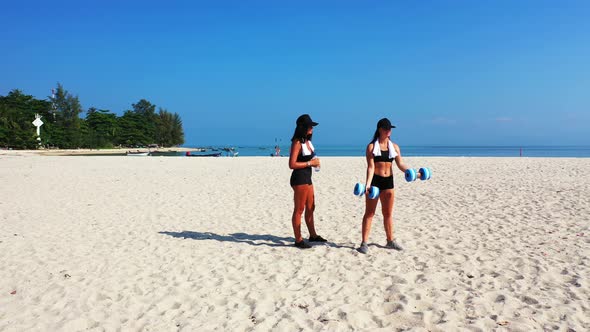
[310,157,320,167]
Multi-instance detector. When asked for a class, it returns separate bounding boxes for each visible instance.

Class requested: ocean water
[211,145,590,158]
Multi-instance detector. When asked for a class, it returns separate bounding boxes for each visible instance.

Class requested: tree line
[0,83,184,149]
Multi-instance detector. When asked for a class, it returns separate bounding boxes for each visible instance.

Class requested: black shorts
[290,168,312,186]
[371,174,394,190]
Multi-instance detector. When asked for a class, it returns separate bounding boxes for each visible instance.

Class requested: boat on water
[185,151,222,157]
[149,150,180,156]
[221,147,239,157]
[126,151,150,156]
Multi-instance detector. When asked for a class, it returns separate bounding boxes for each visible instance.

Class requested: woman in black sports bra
[357,118,419,255]
[288,114,327,249]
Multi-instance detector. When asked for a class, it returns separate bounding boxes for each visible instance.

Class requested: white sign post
[32,114,44,145]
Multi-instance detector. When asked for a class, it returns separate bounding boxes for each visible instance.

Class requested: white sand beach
[0,154,588,331]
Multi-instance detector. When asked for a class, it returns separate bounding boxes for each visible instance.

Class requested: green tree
[171,112,184,146]
[0,90,50,149]
[155,108,185,147]
[85,107,118,148]
[52,83,83,148]
[132,99,157,143]
[1,89,185,150]
[116,110,150,147]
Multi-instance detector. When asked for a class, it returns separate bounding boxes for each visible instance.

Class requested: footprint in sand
[415,274,427,284]
[383,303,404,314]
[495,295,506,303]
[520,295,539,305]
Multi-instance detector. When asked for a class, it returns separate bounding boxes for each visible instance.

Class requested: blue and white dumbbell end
[353,183,365,196]
[368,186,380,199]
[353,183,380,199]
[419,167,432,180]
[405,169,417,182]
[405,168,432,182]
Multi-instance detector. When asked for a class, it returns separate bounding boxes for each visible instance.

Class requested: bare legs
[292,184,317,242]
[380,189,395,242]
[361,189,395,243]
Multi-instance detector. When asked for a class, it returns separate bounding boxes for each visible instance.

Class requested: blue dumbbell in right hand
[353,183,380,199]
[405,167,432,182]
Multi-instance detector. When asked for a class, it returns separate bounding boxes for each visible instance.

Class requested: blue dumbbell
[405,168,432,182]
[353,183,380,199]
[353,183,365,196]
[419,167,432,180]
[405,169,417,182]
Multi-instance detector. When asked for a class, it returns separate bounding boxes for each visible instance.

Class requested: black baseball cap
[296,114,319,127]
[377,118,396,129]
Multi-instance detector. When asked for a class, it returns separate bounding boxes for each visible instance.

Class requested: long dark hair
[291,124,312,143]
[370,128,380,143]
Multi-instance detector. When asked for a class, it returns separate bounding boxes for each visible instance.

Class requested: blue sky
[1,0,589,146]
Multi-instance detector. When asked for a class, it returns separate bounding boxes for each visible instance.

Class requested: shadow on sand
[158,231,293,247]
[159,231,356,249]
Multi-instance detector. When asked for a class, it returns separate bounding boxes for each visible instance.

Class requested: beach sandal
[295,240,312,249]
[309,235,327,242]
[386,240,403,251]
[357,242,369,254]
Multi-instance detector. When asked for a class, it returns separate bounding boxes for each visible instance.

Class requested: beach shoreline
[1,155,588,331]
[0,147,195,157]
[3,145,590,158]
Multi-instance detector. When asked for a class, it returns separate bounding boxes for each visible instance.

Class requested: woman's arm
[365,143,375,188]
[393,143,423,178]
[393,143,410,173]
[288,141,313,169]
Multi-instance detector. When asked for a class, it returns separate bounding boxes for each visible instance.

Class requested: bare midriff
[374,161,392,177]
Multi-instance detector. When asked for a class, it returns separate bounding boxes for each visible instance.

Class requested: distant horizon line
[182,144,590,148]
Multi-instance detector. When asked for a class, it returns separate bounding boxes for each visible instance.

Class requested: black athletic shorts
[371,174,394,190]
[290,168,312,186]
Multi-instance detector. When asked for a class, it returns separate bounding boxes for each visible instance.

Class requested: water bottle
[312,156,320,172]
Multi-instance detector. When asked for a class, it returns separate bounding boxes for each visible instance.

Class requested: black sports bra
[373,150,394,163]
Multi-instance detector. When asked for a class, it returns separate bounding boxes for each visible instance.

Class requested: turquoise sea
[186,145,590,158]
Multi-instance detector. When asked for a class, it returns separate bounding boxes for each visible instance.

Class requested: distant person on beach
[289,114,326,249]
[275,145,281,156]
[358,118,418,254]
